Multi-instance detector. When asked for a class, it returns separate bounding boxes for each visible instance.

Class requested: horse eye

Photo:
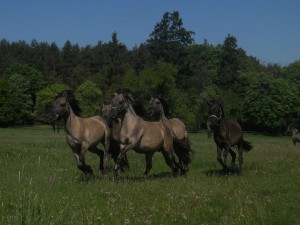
[61,103,66,107]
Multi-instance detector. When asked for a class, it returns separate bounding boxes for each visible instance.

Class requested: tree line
[0,11,300,133]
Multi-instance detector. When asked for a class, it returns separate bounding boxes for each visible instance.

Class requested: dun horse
[147,97,192,174]
[51,90,110,175]
[207,100,252,174]
[286,125,300,146]
[102,102,129,170]
[108,93,180,177]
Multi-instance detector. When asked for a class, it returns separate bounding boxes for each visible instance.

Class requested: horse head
[109,93,130,119]
[207,100,223,132]
[51,90,81,121]
[147,97,162,119]
[147,97,170,120]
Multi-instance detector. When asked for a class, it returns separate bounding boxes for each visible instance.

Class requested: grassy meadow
[0,127,299,225]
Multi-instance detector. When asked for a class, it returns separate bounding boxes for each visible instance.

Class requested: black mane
[56,90,82,116]
[158,97,170,117]
[123,93,145,117]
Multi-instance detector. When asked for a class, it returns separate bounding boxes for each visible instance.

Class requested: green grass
[0,128,299,225]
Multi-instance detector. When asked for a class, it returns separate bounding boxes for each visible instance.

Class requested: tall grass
[0,128,299,224]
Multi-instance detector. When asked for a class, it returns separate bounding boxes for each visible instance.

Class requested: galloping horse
[147,97,192,174]
[108,93,180,177]
[51,90,110,175]
[102,102,129,170]
[286,125,300,146]
[207,100,252,174]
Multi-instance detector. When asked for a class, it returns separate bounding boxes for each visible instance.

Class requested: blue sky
[1,0,299,65]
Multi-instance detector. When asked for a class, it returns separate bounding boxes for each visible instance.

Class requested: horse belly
[137,135,163,152]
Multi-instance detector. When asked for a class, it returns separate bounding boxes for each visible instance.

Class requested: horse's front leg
[228,148,236,166]
[144,153,154,176]
[114,141,135,178]
[78,142,93,174]
[216,146,227,170]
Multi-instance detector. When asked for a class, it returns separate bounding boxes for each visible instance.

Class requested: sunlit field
[0,127,299,225]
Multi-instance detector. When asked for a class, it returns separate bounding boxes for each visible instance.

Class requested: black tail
[173,138,193,166]
[243,140,253,152]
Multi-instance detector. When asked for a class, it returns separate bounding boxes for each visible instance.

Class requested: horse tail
[173,137,193,165]
[242,140,253,152]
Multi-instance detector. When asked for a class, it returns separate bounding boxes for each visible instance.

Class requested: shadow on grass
[205,165,242,177]
[110,172,178,183]
[75,171,182,183]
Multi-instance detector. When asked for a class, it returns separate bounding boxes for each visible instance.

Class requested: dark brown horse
[51,90,110,175]
[108,93,180,177]
[102,102,129,170]
[207,100,252,174]
[147,97,192,174]
[286,125,300,146]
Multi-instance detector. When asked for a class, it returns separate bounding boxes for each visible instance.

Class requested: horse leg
[114,142,135,178]
[120,153,130,172]
[88,146,105,173]
[144,153,154,176]
[73,152,92,175]
[161,150,178,175]
[237,143,244,175]
[216,146,227,170]
[79,142,93,174]
[102,134,111,174]
[228,148,236,166]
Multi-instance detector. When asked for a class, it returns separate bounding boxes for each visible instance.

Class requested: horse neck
[64,106,79,133]
[121,104,140,128]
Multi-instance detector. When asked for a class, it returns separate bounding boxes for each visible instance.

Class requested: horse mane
[56,90,82,116]
[123,93,145,117]
[158,97,170,117]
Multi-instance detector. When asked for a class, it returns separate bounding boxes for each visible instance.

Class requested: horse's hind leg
[144,153,154,176]
[161,150,178,175]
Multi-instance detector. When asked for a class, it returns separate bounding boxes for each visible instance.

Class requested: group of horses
[51,90,192,178]
[51,90,255,178]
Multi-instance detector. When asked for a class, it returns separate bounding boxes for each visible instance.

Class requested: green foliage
[4,63,44,106]
[243,72,298,131]
[217,34,240,89]
[122,61,177,98]
[75,80,102,117]
[0,74,33,126]
[147,11,194,65]
[167,89,197,129]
